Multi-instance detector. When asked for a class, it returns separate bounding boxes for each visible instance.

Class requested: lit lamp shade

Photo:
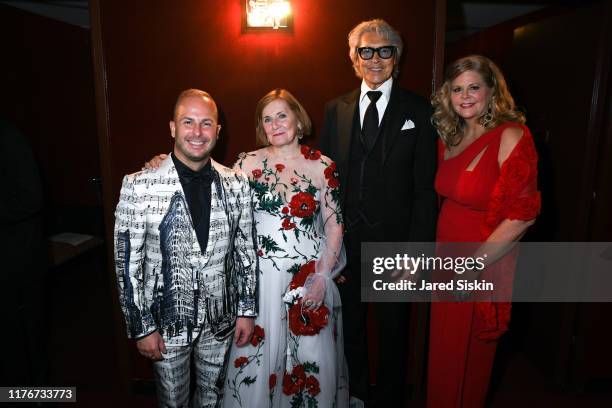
[243,0,292,31]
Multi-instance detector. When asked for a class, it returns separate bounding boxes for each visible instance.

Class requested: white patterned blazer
[114,155,258,346]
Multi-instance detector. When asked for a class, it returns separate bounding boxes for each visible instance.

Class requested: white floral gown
[224,145,349,408]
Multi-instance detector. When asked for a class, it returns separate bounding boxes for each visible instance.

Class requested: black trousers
[339,219,410,406]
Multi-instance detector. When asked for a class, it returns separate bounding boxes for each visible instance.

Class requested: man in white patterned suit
[114,89,258,407]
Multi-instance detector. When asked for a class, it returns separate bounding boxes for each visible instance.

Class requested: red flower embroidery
[281,206,289,214]
[282,218,296,230]
[282,373,294,394]
[305,375,320,396]
[324,162,336,179]
[288,192,317,218]
[282,364,307,395]
[252,169,263,179]
[250,325,265,347]
[290,260,316,290]
[301,145,321,160]
[290,178,298,185]
[288,300,329,336]
[275,163,285,172]
[328,177,340,188]
[234,356,248,368]
[269,373,277,389]
[324,161,340,188]
[258,249,264,257]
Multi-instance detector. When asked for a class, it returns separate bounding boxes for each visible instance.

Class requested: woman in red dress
[427,55,541,407]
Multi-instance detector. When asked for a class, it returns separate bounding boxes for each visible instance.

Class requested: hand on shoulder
[233,150,259,172]
[142,153,168,170]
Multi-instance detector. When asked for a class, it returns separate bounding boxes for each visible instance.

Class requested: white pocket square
[401,119,415,130]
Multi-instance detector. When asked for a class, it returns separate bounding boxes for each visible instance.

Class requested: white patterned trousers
[153,327,233,408]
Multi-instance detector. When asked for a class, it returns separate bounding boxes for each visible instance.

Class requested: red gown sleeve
[482,126,541,237]
[477,125,541,341]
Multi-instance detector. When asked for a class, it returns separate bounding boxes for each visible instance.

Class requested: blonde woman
[428,55,540,407]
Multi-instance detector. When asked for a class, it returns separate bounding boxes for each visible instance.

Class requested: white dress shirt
[359,77,393,128]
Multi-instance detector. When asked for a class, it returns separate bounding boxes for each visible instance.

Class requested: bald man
[114,89,258,407]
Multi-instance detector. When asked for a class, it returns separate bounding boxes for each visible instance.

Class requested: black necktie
[362,90,382,151]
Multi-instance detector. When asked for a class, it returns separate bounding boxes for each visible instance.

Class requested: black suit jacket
[319,83,438,242]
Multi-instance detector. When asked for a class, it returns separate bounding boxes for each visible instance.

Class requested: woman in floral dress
[224,89,349,408]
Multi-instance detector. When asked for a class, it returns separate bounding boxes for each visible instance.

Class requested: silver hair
[348,18,403,79]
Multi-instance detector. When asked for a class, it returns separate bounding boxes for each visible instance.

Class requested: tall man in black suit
[319,19,437,407]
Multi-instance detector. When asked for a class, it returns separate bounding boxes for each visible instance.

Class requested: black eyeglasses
[357,46,396,60]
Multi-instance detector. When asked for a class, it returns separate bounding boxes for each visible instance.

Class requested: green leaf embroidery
[259,235,283,254]
[241,376,257,386]
[302,361,320,374]
[287,263,301,275]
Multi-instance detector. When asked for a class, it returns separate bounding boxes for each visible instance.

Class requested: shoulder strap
[460,121,523,165]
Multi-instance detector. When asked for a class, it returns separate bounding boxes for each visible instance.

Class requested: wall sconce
[243,0,293,31]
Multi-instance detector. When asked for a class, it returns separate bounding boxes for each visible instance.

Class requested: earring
[450,117,461,137]
[479,104,493,128]
[449,125,461,147]
[297,127,303,140]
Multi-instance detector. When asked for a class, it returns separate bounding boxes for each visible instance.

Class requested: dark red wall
[95,0,438,195]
